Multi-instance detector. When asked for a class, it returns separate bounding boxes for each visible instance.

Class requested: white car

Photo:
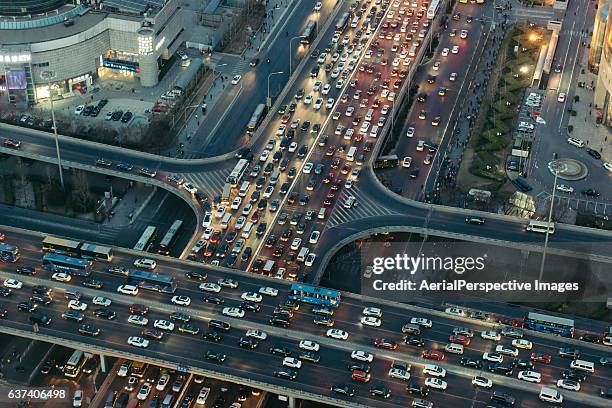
[604,162,612,172]
[304,253,316,267]
[184,183,197,195]
[460,29,468,39]
[276,124,286,136]
[472,376,493,388]
[241,292,263,303]
[557,92,566,103]
[567,137,585,148]
[128,314,148,326]
[218,278,239,288]
[451,45,459,54]
[313,80,322,92]
[303,162,314,174]
[3,279,22,289]
[518,370,541,383]
[325,98,335,109]
[235,216,246,230]
[288,142,298,152]
[495,344,519,357]
[360,316,381,327]
[402,157,412,168]
[410,317,432,328]
[171,295,191,306]
[156,373,170,391]
[322,84,331,95]
[406,126,415,137]
[74,105,85,115]
[283,357,302,369]
[425,377,447,390]
[556,184,574,193]
[449,72,457,81]
[259,286,278,297]
[362,307,382,317]
[92,296,111,307]
[133,258,156,269]
[199,282,221,293]
[52,272,71,282]
[313,98,323,110]
[512,339,533,350]
[299,340,320,351]
[196,387,211,404]
[336,79,344,89]
[326,329,348,340]
[556,378,580,391]
[117,285,139,296]
[423,365,446,378]
[432,61,440,71]
[246,329,267,340]
[202,212,212,228]
[127,336,149,348]
[304,94,313,104]
[388,368,411,381]
[222,307,245,318]
[309,230,320,244]
[231,197,242,210]
[441,47,450,56]
[290,238,302,251]
[263,186,274,199]
[445,307,466,317]
[231,75,242,85]
[481,331,501,341]
[482,352,503,363]
[72,390,83,407]
[137,383,151,400]
[68,300,87,311]
[154,319,175,331]
[351,350,374,363]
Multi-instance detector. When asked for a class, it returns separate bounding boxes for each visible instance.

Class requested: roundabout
[547,158,589,181]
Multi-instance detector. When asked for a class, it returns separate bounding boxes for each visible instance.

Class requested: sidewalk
[104,182,156,227]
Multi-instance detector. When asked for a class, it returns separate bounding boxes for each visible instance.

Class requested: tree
[71,170,93,213]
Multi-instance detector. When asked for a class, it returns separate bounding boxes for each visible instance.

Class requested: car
[360,316,381,327]
[283,357,302,369]
[92,296,111,307]
[199,282,221,293]
[472,375,493,388]
[133,258,156,269]
[62,310,84,322]
[567,137,586,148]
[127,336,149,348]
[441,47,449,56]
[530,352,552,364]
[331,385,355,397]
[389,367,411,381]
[239,336,258,349]
[94,308,116,320]
[154,319,175,331]
[3,279,23,289]
[259,286,278,297]
[518,370,541,383]
[423,365,446,378]
[424,377,447,390]
[128,314,148,326]
[351,350,374,363]
[222,307,245,318]
[582,188,601,197]
[205,350,226,363]
[52,272,71,282]
[483,352,503,363]
[512,339,533,349]
[445,307,466,317]
[249,58,259,66]
[196,387,211,404]
[299,340,320,351]
[556,184,574,193]
[171,295,191,306]
[369,386,391,398]
[241,292,262,302]
[141,328,163,340]
[600,387,612,398]
[449,334,470,345]
[557,92,566,102]
[231,75,242,85]
[351,370,371,382]
[557,378,580,391]
[68,300,87,311]
[422,350,444,360]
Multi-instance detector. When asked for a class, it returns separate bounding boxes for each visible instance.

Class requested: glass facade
[0,0,69,16]
[589,0,611,72]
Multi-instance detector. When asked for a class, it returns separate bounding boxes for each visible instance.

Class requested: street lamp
[267,71,284,107]
[40,70,65,190]
[289,36,304,76]
[538,159,559,283]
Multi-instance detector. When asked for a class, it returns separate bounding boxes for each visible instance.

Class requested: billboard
[6,70,27,90]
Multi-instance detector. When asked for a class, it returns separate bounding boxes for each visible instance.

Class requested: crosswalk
[213,53,253,76]
[180,168,231,196]
[325,184,399,229]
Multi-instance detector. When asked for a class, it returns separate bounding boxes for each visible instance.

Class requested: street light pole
[538,161,559,283]
[289,36,304,76]
[267,71,284,107]
[40,71,64,190]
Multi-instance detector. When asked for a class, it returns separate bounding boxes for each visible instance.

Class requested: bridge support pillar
[288,396,296,408]
[99,354,107,373]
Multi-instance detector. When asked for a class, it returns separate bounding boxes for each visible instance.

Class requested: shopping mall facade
[591,0,612,125]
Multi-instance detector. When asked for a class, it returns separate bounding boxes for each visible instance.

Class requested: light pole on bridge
[40,70,65,190]
[267,71,284,107]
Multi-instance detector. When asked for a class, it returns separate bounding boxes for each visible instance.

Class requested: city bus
[221,183,232,205]
[133,226,157,252]
[79,243,113,262]
[0,243,20,262]
[301,20,317,44]
[127,269,177,294]
[158,219,184,255]
[427,0,440,19]
[335,11,350,33]
[42,253,93,276]
[523,312,574,337]
[64,350,86,378]
[373,154,399,169]
[247,104,268,135]
[42,236,81,257]
[288,284,341,308]
[526,220,555,234]
[227,159,249,186]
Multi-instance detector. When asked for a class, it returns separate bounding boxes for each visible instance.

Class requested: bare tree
[72,170,92,213]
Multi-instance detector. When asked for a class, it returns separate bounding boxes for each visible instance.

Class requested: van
[220,213,232,230]
[238,181,250,197]
[570,359,594,373]
[539,387,563,403]
[365,109,374,121]
[297,247,310,262]
[401,324,421,335]
[29,313,51,325]
[445,343,464,354]
[64,290,82,301]
[161,393,174,408]
[269,170,280,186]
[317,207,326,219]
[263,260,275,275]
[241,222,254,238]
[369,125,379,138]
[104,390,117,408]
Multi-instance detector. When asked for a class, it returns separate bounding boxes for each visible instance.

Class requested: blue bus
[523,312,574,338]
[42,253,93,276]
[288,284,340,308]
[127,269,177,294]
[0,243,20,262]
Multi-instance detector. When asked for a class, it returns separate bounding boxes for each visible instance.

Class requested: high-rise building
[589,0,611,72]
[594,6,612,125]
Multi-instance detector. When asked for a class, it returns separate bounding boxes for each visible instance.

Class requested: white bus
[427,0,440,19]
[64,350,86,378]
[346,146,357,162]
[134,226,157,252]
[221,183,232,205]
[226,159,249,186]
[526,220,555,234]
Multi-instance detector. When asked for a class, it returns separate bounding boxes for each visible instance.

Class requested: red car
[530,352,552,364]
[141,328,163,340]
[351,370,371,382]
[129,303,148,315]
[0,232,5,241]
[374,338,398,350]
[422,349,445,361]
[3,138,21,149]
[449,334,471,346]
[498,317,523,327]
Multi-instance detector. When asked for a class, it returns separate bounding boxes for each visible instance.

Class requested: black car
[586,148,601,159]
[579,333,601,343]
[600,356,612,367]
[32,285,51,295]
[30,294,52,305]
[559,347,581,358]
[83,105,94,116]
[18,301,37,312]
[40,359,55,375]
[601,387,612,399]
[404,335,425,347]
[269,345,292,357]
[297,145,308,158]
[490,391,515,406]
[208,319,231,332]
[488,363,513,376]
[238,337,258,349]
[460,358,482,368]
[82,278,104,289]
[269,316,291,327]
[562,369,587,382]
[298,351,320,363]
[0,288,11,297]
[369,386,391,399]
[205,350,226,363]
[94,308,116,320]
[240,301,260,312]
[348,362,370,372]
[273,367,297,380]
[178,323,200,335]
[203,294,224,304]
[16,266,36,275]
[120,111,132,123]
[203,331,223,342]
[170,312,191,322]
[78,324,100,336]
[406,383,429,397]
[185,271,207,281]
[512,359,533,369]
[582,188,600,197]
[417,92,428,102]
[241,247,253,261]
[331,384,355,397]
[111,110,123,121]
